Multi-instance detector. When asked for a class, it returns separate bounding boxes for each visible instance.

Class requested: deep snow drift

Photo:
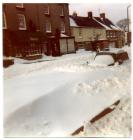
[4,46,131,137]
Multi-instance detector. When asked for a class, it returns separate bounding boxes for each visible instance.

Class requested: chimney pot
[88,12,93,18]
[72,12,77,17]
[100,13,105,19]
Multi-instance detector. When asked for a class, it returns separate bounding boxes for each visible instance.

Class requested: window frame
[78,28,82,37]
[60,21,65,33]
[45,21,51,33]
[3,12,7,29]
[44,5,50,15]
[16,3,24,8]
[60,6,64,16]
[17,14,27,30]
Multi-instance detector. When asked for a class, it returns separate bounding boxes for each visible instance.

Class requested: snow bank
[4,51,95,79]
[4,74,130,137]
[4,46,131,137]
[78,94,131,137]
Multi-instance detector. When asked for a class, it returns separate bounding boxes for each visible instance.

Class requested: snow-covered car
[92,50,129,66]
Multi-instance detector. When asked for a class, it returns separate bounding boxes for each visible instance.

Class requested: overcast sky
[69,3,131,24]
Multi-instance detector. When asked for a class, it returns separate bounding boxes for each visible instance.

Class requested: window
[110,32,113,38]
[79,28,82,37]
[16,3,24,8]
[113,32,116,37]
[61,22,65,33]
[107,32,109,38]
[44,5,49,15]
[17,14,26,30]
[46,21,51,32]
[60,6,64,16]
[3,13,7,29]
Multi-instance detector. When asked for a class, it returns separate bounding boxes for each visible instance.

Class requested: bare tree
[116,18,128,31]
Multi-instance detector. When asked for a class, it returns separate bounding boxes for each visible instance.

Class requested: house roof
[70,16,104,28]
[94,17,121,31]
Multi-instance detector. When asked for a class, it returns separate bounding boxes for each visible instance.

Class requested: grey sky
[69,3,131,24]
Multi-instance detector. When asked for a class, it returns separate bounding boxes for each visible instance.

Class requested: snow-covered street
[4,46,131,137]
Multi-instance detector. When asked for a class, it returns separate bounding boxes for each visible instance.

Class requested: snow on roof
[110,25,121,31]
[69,17,78,27]
[60,33,69,37]
[70,16,104,28]
[93,18,111,30]
[116,25,122,31]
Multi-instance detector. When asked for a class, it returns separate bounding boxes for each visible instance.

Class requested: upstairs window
[61,21,65,33]
[44,5,49,15]
[46,21,51,32]
[60,6,64,16]
[106,31,110,38]
[17,14,26,30]
[78,28,82,37]
[3,13,7,29]
[110,32,113,38]
[16,3,24,8]
[113,32,116,37]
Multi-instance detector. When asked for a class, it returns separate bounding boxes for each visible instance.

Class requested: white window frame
[61,21,65,33]
[46,21,51,33]
[16,3,24,8]
[44,5,50,15]
[17,14,26,30]
[60,6,64,16]
[3,13,7,29]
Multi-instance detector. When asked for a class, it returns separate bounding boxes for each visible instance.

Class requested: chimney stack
[72,12,78,17]
[88,12,93,18]
[100,13,105,19]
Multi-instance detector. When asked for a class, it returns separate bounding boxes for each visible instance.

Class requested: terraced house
[70,12,108,51]
[94,13,124,48]
[70,12,124,51]
[3,3,75,58]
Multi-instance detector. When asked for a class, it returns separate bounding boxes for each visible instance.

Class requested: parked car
[91,50,129,66]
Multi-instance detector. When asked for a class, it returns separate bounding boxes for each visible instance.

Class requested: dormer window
[3,12,7,29]
[44,5,50,15]
[16,3,24,8]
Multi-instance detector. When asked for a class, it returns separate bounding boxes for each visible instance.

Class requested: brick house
[94,13,124,48]
[70,12,108,51]
[3,3,75,57]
